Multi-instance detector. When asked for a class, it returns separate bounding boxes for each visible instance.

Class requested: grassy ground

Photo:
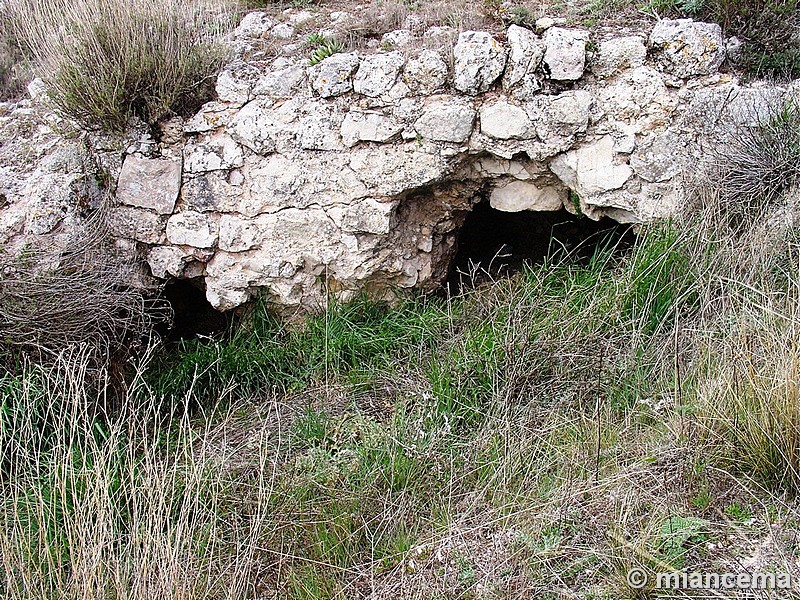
[4,187,800,598]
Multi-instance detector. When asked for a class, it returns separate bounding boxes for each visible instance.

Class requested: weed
[570,190,584,217]
[287,565,342,599]
[622,223,700,335]
[692,487,712,510]
[655,515,709,568]
[638,0,706,14]
[724,502,753,522]
[147,294,447,401]
[292,407,333,449]
[0,351,275,598]
[507,5,537,27]
[711,97,800,212]
[696,336,800,493]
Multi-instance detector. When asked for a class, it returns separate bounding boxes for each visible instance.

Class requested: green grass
[5,200,800,597]
[147,295,449,401]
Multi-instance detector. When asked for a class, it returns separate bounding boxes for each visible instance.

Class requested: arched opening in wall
[157,278,232,341]
[446,201,636,293]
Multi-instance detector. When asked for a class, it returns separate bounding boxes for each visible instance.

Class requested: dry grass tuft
[0,349,278,599]
[4,0,231,130]
[335,0,547,49]
[0,14,28,101]
[711,97,800,212]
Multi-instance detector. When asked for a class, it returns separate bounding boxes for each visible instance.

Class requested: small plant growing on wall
[307,34,346,65]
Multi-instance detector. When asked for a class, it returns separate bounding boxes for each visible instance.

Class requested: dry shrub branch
[0,206,158,369]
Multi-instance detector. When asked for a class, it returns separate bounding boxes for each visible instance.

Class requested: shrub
[0,207,159,371]
[710,0,800,79]
[0,44,21,102]
[0,12,28,101]
[5,0,231,131]
[685,152,800,493]
[711,97,800,212]
[507,5,537,27]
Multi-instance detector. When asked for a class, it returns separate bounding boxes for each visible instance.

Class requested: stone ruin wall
[1,11,798,312]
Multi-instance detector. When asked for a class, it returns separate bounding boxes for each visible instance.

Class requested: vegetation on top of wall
[711,0,800,79]
[589,0,800,79]
[4,0,231,131]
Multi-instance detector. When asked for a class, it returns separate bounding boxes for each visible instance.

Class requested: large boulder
[480,100,534,140]
[252,59,307,99]
[591,36,647,78]
[117,156,182,215]
[490,180,565,212]
[229,99,278,155]
[234,12,274,39]
[414,96,476,143]
[353,52,406,97]
[341,110,403,147]
[310,52,360,98]
[184,133,244,174]
[550,135,633,197]
[404,50,449,95]
[166,211,219,248]
[215,60,261,106]
[503,25,545,99]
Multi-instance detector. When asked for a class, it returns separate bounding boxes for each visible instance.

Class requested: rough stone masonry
[0,13,797,311]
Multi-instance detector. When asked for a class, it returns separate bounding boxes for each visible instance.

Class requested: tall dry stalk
[0,348,279,599]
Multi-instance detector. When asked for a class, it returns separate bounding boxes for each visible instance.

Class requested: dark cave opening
[157,278,232,342]
[446,202,637,292]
